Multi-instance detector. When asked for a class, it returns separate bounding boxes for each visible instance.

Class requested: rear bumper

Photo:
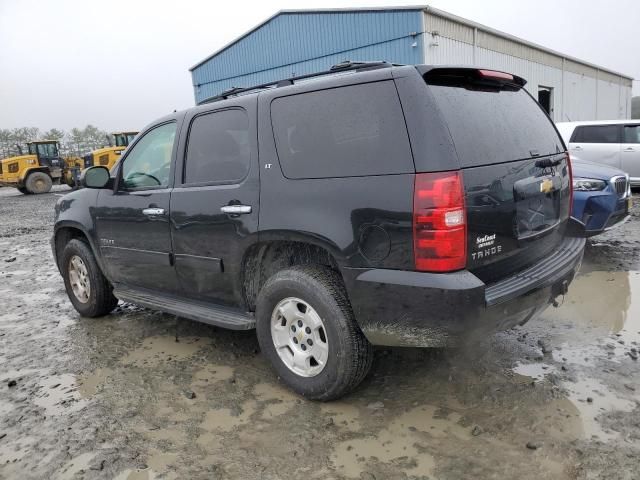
[343,236,585,347]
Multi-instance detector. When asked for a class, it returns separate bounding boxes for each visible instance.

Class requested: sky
[1,0,638,132]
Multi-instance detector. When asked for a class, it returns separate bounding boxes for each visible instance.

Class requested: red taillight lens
[477,69,514,81]
[413,171,467,272]
[567,153,573,215]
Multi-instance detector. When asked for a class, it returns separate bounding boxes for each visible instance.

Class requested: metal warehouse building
[190,6,633,121]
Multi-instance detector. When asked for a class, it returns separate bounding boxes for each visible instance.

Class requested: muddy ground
[0,185,639,480]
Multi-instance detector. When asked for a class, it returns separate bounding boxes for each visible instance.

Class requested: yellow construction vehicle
[64,131,138,186]
[87,131,138,170]
[0,140,64,194]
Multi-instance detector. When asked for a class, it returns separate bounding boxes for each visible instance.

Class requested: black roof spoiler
[418,66,527,89]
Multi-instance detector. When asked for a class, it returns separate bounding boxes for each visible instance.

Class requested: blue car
[571,158,632,237]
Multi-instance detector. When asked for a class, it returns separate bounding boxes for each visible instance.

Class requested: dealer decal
[472,233,502,260]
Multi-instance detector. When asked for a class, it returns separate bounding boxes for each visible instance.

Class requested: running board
[113,286,256,330]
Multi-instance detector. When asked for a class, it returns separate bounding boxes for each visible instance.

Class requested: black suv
[52,62,585,400]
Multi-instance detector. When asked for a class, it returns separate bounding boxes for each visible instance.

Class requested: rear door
[568,124,622,168]
[621,124,640,181]
[170,97,259,307]
[421,68,571,283]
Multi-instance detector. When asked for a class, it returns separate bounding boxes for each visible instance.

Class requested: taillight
[567,153,573,215]
[413,171,467,272]
[477,69,514,81]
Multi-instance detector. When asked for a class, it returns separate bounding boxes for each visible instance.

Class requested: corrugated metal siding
[191,10,424,103]
[476,30,564,69]
[425,36,474,65]
[425,13,473,44]
[597,78,625,119]
[563,71,597,120]
[422,10,632,121]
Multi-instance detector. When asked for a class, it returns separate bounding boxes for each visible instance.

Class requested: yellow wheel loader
[65,132,138,186]
[0,141,64,194]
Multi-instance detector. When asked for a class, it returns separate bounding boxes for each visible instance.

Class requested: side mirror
[81,166,111,189]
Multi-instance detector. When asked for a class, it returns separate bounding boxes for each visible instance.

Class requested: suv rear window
[426,79,563,167]
[571,125,619,144]
[271,81,414,179]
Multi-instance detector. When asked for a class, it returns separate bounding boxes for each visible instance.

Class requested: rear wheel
[25,172,52,194]
[256,265,373,401]
[61,239,118,317]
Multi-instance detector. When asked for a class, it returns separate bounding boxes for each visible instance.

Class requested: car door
[170,98,259,307]
[621,124,640,182]
[95,120,181,292]
[569,124,621,168]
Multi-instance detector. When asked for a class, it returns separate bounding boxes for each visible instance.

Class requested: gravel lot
[0,185,639,480]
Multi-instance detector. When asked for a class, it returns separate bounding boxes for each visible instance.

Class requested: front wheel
[256,265,373,401]
[61,239,118,317]
[25,172,52,194]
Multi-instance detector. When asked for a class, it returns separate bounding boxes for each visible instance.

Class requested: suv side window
[184,109,250,184]
[271,81,414,179]
[121,123,176,189]
[623,125,640,143]
[571,125,619,143]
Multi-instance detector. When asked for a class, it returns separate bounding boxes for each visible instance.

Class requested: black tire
[61,239,118,317]
[17,186,30,195]
[256,265,373,401]
[25,171,52,194]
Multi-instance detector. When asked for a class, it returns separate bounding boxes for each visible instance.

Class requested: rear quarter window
[427,83,564,167]
[270,81,414,179]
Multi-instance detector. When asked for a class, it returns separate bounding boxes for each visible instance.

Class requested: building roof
[189,5,633,81]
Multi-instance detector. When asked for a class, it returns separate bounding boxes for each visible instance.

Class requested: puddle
[253,382,297,419]
[77,367,113,397]
[319,402,361,431]
[564,377,636,441]
[544,271,640,343]
[33,374,87,416]
[190,364,234,396]
[201,399,257,432]
[512,362,557,380]
[331,404,474,478]
[121,336,210,366]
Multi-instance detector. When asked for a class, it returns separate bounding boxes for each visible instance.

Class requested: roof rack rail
[199,60,394,105]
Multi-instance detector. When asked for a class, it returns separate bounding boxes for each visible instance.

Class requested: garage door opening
[538,86,554,118]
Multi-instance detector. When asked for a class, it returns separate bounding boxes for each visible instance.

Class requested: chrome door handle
[624,147,635,152]
[142,208,165,216]
[572,146,582,150]
[220,205,252,215]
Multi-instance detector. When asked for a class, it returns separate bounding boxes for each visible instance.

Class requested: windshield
[35,143,59,157]
[115,133,138,147]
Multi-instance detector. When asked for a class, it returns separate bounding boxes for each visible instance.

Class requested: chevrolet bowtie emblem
[540,178,554,194]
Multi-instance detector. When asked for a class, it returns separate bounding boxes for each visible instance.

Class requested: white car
[556,120,640,186]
